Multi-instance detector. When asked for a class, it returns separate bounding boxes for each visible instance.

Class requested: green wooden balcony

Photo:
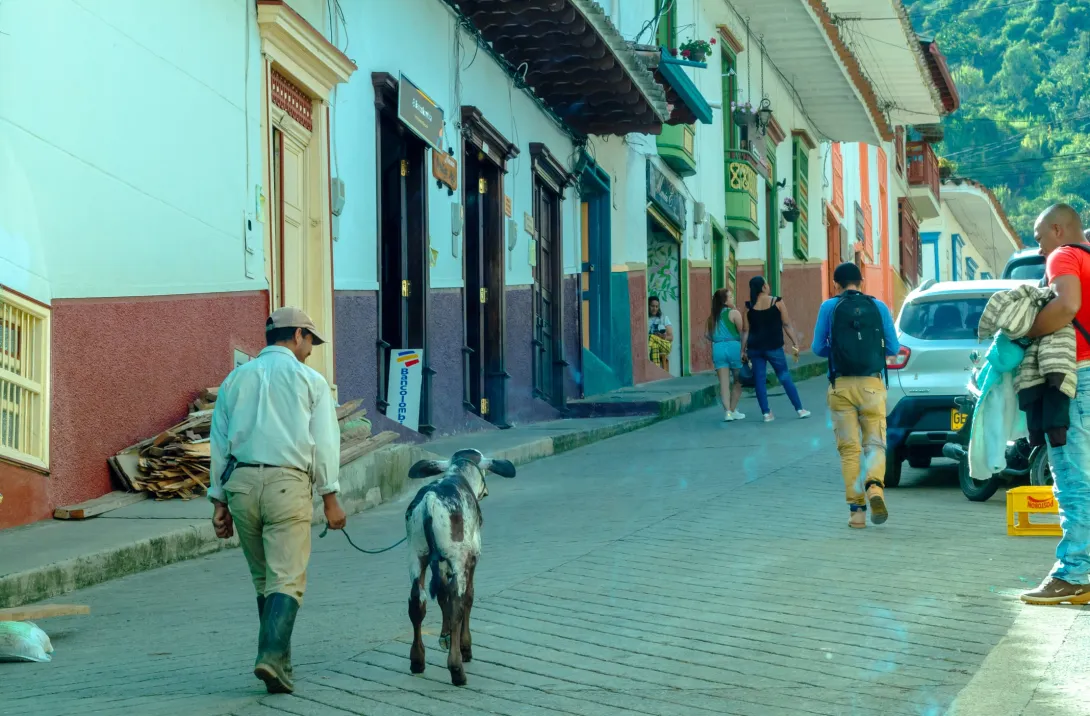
[724,150,759,242]
[656,124,696,177]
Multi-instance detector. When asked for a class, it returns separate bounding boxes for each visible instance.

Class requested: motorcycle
[942,356,1050,502]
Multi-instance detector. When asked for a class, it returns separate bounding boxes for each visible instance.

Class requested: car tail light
[887,346,911,370]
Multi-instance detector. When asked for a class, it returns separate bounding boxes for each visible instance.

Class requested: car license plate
[951,409,968,431]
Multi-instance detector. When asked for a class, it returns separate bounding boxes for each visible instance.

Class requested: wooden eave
[462,106,519,170]
[529,142,575,195]
[920,39,960,115]
[451,0,669,136]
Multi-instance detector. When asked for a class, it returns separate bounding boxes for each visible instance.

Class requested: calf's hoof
[438,633,451,651]
[461,646,473,662]
[449,666,467,687]
[410,659,426,675]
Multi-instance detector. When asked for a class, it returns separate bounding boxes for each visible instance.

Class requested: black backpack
[830,290,887,384]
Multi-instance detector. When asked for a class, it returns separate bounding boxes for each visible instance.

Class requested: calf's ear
[408,459,449,479]
[485,458,516,478]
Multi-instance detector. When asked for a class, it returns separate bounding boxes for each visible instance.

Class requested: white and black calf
[405,448,516,686]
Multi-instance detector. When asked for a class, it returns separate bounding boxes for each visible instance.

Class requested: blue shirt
[812,293,900,375]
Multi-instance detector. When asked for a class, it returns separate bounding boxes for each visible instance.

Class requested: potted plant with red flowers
[678,37,715,63]
[782,197,800,223]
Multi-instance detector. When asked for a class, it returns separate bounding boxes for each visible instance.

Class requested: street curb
[0,415,660,609]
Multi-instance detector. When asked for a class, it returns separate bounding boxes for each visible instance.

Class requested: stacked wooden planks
[109,409,214,500]
[107,393,400,501]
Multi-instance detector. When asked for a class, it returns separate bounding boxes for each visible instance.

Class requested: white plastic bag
[0,621,54,663]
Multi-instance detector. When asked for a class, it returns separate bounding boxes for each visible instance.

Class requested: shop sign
[398,73,444,152]
[646,163,686,231]
[432,151,458,192]
[384,348,423,432]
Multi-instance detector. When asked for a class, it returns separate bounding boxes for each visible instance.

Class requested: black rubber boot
[256,595,291,680]
[254,593,299,694]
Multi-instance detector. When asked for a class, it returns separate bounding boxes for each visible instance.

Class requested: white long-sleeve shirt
[208,346,340,503]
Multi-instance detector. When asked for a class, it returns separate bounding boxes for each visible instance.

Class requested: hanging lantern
[756,98,773,132]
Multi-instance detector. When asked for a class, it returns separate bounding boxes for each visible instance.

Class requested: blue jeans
[749,348,804,415]
[1048,367,1090,585]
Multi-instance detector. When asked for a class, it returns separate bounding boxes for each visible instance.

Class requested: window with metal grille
[0,290,50,470]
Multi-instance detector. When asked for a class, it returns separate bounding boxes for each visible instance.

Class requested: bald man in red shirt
[1022,203,1090,605]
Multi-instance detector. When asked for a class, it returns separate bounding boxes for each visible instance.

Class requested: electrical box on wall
[694,202,706,226]
[233,349,252,369]
[331,178,346,216]
[451,203,463,258]
[243,211,258,279]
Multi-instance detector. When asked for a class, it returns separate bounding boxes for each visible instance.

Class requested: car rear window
[899,297,991,340]
[1005,261,1045,281]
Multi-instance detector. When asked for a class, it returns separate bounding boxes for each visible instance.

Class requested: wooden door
[377,118,430,428]
[712,226,726,292]
[464,158,486,416]
[581,202,591,351]
[826,207,840,296]
[534,180,560,403]
[462,152,505,423]
[274,125,330,380]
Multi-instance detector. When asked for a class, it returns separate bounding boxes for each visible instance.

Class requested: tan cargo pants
[224,466,312,604]
[827,376,888,507]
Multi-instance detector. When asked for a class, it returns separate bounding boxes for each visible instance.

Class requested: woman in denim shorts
[707,288,745,421]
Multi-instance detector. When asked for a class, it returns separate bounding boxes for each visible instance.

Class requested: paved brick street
[0,379,1055,716]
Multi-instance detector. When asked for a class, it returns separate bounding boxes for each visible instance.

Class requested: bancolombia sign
[398,73,444,152]
[384,349,423,432]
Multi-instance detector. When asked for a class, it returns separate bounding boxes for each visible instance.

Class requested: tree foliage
[906,0,1090,242]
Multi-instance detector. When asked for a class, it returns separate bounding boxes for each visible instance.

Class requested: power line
[845,0,1056,21]
[958,149,1090,171]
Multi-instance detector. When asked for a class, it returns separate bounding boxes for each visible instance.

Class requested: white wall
[0,0,265,304]
[328,0,577,291]
[920,202,997,282]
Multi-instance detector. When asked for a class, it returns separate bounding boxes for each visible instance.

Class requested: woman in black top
[741,276,810,422]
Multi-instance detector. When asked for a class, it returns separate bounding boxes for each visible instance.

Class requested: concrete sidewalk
[2,362,832,610]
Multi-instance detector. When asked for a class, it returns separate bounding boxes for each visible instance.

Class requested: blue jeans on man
[1047,366,1090,586]
[749,348,804,415]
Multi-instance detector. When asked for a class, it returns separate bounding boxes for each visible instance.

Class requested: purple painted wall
[504,286,561,426]
[335,280,583,437]
[428,288,493,437]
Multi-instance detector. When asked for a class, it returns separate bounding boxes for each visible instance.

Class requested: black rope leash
[319,524,407,554]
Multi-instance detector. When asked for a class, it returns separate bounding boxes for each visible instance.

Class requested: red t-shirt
[1047,244,1090,361]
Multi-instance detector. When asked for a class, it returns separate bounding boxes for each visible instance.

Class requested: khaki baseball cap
[266,306,327,345]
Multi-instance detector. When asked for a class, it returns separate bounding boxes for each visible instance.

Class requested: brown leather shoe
[866,483,888,525]
[849,509,866,529]
[1020,577,1090,605]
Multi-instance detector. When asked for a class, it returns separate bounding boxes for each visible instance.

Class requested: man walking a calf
[812,262,900,529]
[209,306,347,692]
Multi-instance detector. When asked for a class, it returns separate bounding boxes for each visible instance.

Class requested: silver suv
[884,279,1031,487]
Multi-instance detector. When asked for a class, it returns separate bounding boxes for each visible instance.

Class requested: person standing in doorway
[1021,204,1090,605]
[209,306,347,693]
[812,262,899,529]
[707,287,745,421]
[648,295,674,372]
[741,276,810,422]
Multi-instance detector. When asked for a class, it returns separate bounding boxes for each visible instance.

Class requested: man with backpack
[812,262,900,529]
[1020,204,1090,605]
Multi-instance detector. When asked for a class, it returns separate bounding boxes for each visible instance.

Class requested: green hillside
[905,0,1090,242]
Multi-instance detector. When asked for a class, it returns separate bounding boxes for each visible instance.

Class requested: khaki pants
[827,376,887,506]
[224,466,312,604]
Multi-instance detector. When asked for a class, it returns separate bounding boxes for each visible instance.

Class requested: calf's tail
[423,508,445,600]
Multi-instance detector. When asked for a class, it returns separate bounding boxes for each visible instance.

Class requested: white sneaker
[763,413,775,423]
[732,410,746,421]
[798,409,811,419]
[724,410,734,422]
